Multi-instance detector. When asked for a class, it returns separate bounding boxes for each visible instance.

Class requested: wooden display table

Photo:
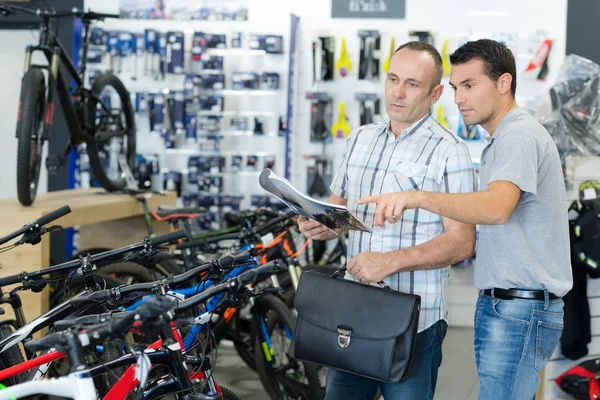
[0,188,176,324]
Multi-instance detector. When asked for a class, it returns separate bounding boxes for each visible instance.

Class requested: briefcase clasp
[337,328,352,348]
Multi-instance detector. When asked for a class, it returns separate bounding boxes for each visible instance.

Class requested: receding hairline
[391,47,443,87]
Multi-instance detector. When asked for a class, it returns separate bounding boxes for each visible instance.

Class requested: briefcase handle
[330,266,390,289]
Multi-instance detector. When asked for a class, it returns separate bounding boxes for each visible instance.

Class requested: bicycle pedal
[45,155,66,174]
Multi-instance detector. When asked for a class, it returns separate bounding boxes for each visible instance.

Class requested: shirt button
[379,170,384,174]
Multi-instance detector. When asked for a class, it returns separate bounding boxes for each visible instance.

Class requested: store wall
[287,0,568,191]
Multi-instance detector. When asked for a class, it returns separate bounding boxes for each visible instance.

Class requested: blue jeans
[475,292,564,400]
[325,320,448,400]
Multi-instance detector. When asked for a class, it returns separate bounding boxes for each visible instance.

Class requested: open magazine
[259,169,372,233]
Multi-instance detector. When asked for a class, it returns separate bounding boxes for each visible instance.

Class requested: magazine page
[259,169,372,233]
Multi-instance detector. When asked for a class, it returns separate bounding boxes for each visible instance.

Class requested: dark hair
[394,41,443,87]
[449,39,517,97]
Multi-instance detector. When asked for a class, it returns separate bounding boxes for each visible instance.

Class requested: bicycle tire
[86,72,136,192]
[102,339,126,387]
[254,294,325,400]
[16,67,46,206]
[219,385,242,400]
[0,323,26,386]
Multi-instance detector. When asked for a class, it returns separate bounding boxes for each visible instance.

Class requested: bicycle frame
[0,371,96,400]
[20,14,103,145]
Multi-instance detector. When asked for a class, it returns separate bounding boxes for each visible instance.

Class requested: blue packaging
[87,47,103,64]
[185,98,199,139]
[90,28,105,46]
[265,35,284,54]
[106,31,120,55]
[173,91,185,129]
[144,29,157,53]
[199,95,223,111]
[232,72,259,90]
[200,74,225,90]
[200,55,223,71]
[260,72,280,89]
[166,31,185,74]
[191,32,204,61]
[152,93,165,130]
[118,32,134,57]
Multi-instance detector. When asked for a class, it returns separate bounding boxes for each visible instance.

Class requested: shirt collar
[382,113,432,140]
[488,107,533,143]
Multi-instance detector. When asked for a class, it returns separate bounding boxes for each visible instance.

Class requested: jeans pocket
[535,321,563,372]
[491,298,530,325]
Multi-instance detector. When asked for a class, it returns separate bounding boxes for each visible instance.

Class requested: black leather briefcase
[288,269,421,383]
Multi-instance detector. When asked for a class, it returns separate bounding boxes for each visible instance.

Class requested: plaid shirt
[330,114,476,332]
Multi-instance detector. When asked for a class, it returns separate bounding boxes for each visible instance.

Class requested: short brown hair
[394,41,443,87]
[450,39,517,98]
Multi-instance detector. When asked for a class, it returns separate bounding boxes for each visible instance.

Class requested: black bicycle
[0,3,136,206]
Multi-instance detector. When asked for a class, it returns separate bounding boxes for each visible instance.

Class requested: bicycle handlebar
[0,230,187,288]
[0,3,119,20]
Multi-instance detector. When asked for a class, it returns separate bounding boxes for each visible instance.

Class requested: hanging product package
[358,30,380,81]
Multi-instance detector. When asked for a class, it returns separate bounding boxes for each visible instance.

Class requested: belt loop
[544,289,549,310]
[491,288,495,299]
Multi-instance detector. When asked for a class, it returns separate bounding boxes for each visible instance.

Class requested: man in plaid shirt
[298,41,476,400]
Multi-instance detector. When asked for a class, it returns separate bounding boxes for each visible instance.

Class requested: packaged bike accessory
[231,32,243,48]
[157,32,167,80]
[306,156,333,198]
[358,30,380,81]
[246,155,258,170]
[90,27,105,46]
[313,36,334,83]
[336,37,352,77]
[231,116,248,131]
[172,91,185,129]
[265,35,284,54]
[264,156,275,170]
[436,105,450,129]
[184,97,199,139]
[331,101,351,139]
[197,115,222,133]
[198,95,223,112]
[306,92,332,143]
[144,29,158,76]
[232,72,259,89]
[231,154,243,171]
[409,31,434,45]
[356,93,381,126]
[383,37,395,74]
[166,31,185,74]
[200,74,225,90]
[260,72,280,90]
[253,118,264,135]
[106,31,120,73]
[200,55,223,71]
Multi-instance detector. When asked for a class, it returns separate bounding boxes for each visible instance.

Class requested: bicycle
[0,3,136,206]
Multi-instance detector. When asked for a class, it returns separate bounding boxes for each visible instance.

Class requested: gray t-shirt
[476,108,573,297]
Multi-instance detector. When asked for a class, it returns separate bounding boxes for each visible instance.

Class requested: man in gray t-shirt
[358,39,573,400]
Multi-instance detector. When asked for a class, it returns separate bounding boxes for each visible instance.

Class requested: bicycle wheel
[16,67,46,206]
[0,324,26,386]
[86,72,136,192]
[254,294,325,400]
[219,385,242,400]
